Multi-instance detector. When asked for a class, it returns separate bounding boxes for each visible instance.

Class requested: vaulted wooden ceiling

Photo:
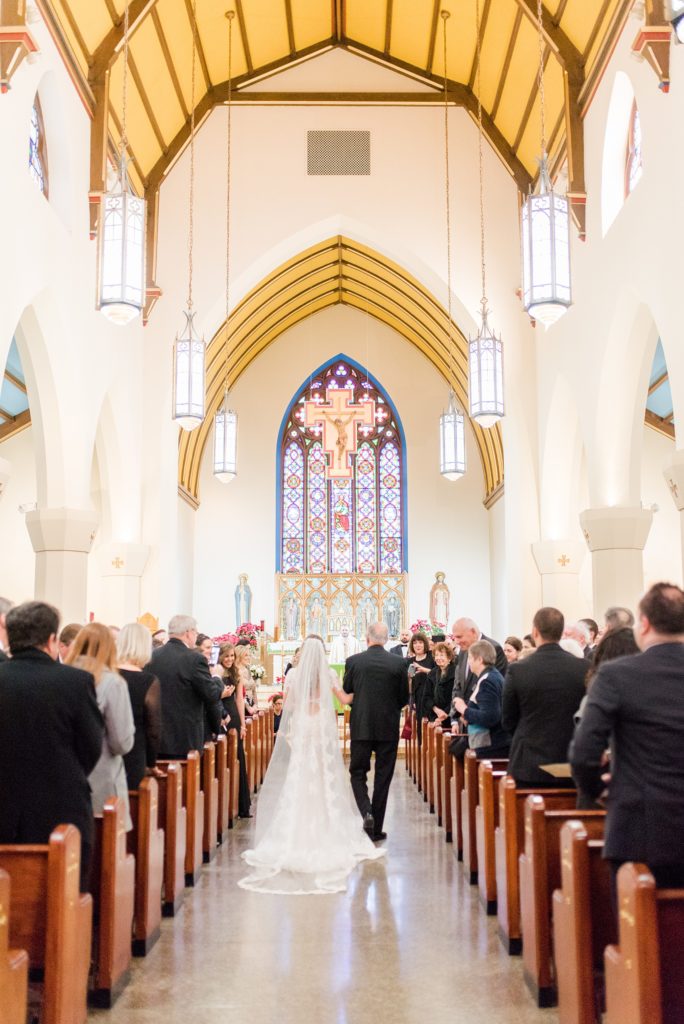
[38,0,631,207]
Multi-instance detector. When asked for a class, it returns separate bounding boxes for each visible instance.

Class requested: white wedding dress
[238,638,385,894]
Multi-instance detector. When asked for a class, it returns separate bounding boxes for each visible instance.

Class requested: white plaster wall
[191,305,492,637]
[0,427,37,602]
[641,427,682,588]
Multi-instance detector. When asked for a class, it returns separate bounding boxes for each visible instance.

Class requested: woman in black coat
[427,641,455,728]
[452,639,510,760]
[407,632,435,745]
[116,623,162,791]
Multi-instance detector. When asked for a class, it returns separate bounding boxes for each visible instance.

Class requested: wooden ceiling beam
[3,369,27,393]
[510,0,583,69]
[513,44,550,152]
[490,8,522,121]
[0,409,30,442]
[151,6,189,120]
[648,370,669,395]
[425,0,441,76]
[284,0,296,56]
[235,0,253,74]
[468,0,492,92]
[384,0,393,55]
[183,0,212,94]
[89,0,159,81]
[128,51,168,154]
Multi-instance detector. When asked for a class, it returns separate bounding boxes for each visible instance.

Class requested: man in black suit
[502,606,587,788]
[450,617,507,722]
[0,601,104,890]
[149,614,223,758]
[389,628,411,658]
[571,583,684,892]
[0,596,11,661]
[337,622,409,841]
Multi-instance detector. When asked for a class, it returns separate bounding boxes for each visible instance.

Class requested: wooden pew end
[498,926,522,956]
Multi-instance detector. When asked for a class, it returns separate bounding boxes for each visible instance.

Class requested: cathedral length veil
[238,637,385,895]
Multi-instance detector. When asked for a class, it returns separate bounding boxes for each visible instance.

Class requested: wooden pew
[426,722,436,813]
[552,821,615,1024]
[420,718,428,798]
[158,751,203,887]
[408,711,417,783]
[0,868,29,1024]
[451,753,465,860]
[496,778,577,955]
[403,709,411,773]
[461,751,509,885]
[441,733,454,842]
[245,719,255,796]
[604,863,684,1024]
[254,713,262,788]
[128,778,164,957]
[0,825,91,1024]
[215,734,230,845]
[156,763,186,916]
[432,725,444,826]
[519,795,605,1007]
[475,761,508,914]
[90,796,136,1007]
[201,742,219,865]
[226,730,239,829]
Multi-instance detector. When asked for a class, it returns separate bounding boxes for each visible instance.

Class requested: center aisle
[91,768,558,1024]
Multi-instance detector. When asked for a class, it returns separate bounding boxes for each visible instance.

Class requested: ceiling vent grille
[307,130,370,176]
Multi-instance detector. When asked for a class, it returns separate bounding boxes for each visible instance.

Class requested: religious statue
[308,594,324,639]
[234,573,252,628]
[284,594,300,640]
[429,571,450,628]
[333,413,355,470]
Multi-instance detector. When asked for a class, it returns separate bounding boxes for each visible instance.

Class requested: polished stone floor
[91,767,558,1024]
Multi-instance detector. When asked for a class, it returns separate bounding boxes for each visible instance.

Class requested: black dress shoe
[363,813,375,837]
[373,832,387,842]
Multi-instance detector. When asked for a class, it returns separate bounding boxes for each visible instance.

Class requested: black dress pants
[349,739,398,833]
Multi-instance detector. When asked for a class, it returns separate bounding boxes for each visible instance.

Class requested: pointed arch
[177,236,504,505]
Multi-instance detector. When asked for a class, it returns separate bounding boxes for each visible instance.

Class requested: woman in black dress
[217,643,251,818]
[427,641,455,729]
[116,623,162,791]
[407,632,435,746]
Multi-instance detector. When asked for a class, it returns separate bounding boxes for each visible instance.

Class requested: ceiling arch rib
[177,236,504,507]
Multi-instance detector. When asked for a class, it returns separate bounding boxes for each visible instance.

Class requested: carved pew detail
[215,734,230,845]
[0,825,91,1024]
[90,797,136,1007]
[201,742,219,865]
[461,751,508,885]
[0,868,30,1024]
[156,763,186,916]
[441,733,454,842]
[475,761,507,914]
[495,778,576,955]
[128,778,164,957]
[158,751,203,887]
[226,730,239,829]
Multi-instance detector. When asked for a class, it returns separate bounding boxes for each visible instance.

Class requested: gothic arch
[177,236,504,504]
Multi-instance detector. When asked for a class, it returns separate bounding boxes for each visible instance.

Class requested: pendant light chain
[187,0,198,312]
[121,0,129,153]
[536,0,547,160]
[474,0,487,315]
[441,10,455,393]
[224,10,234,396]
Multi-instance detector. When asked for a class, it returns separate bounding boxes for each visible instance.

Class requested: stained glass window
[29,97,48,198]
[279,359,405,574]
[625,100,643,197]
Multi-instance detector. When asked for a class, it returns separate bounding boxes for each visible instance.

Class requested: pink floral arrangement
[212,632,238,646]
[236,622,262,647]
[410,619,446,637]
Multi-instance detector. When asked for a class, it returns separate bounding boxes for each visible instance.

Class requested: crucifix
[304,389,376,479]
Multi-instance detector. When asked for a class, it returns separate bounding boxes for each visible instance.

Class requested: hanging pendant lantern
[97,0,145,325]
[440,391,466,481]
[172,309,205,431]
[521,156,571,327]
[469,304,504,428]
[213,392,237,482]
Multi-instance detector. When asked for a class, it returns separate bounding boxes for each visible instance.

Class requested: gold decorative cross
[557,554,570,567]
[304,389,375,479]
[111,557,124,569]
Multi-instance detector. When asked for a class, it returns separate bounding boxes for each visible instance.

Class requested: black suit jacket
[571,643,684,866]
[343,645,409,742]
[502,643,587,785]
[0,649,104,847]
[390,643,409,658]
[452,634,507,709]
[148,638,223,757]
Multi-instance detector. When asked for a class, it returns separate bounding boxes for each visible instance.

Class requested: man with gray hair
[564,621,592,659]
[0,597,13,661]
[337,622,409,841]
[604,606,635,631]
[148,614,223,758]
[450,617,507,725]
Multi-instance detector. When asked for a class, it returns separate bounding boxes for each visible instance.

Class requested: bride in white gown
[238,635,385,894]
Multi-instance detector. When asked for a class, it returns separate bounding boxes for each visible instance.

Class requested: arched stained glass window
[278,357,406,574]
[625,99,643,197]
[29,96,48,198]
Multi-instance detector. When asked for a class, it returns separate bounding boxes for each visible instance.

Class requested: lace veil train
[238,636,384,894]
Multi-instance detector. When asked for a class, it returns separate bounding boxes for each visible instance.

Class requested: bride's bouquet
[249,664,266,682]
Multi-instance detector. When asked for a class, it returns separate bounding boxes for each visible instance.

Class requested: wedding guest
[452,640,509,760]
[58,622,81,662]
[564,621,592,658]
[503,636,522,663]
[284,647,300,676]
[272,694,284,734]
[428,641,455,728]
[604,606,634,631]
[407,632,434,743]
[196,633,224,738]
[217,642,251,817]
[390,629,411,658]
[450,617,507,727]
[522,633,536,651]
[67,623,135,829]
[116,622,162,791]
[580,617,599,651]
[560,637,586,659]
[0,596,12,661]
[152,629,167,649]
[236,643,258,716]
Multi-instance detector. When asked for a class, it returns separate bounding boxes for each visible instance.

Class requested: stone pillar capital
[98,542,150,578]
[25,507,99,554]
[663,450,684,512]
[532,539,585,576]
[579,506,653,553]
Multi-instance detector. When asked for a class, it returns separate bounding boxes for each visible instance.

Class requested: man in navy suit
[572,582,684,892]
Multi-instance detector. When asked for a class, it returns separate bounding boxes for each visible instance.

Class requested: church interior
[1,0,684,1021]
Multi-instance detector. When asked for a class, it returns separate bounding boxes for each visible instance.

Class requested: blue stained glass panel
[330,478,354,574]
[307,442,328,573]
[355,442,377,573]
[282,442,305,573]
[379,442,402,573]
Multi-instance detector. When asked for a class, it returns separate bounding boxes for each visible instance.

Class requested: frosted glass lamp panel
[439,400,465,480]
[173,330,205,431]
[214,406,237,481]
[521,188,571,328]
[99,187,146,325]
[469,330,504,428]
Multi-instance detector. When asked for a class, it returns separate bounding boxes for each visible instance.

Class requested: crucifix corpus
[304,389,376,479]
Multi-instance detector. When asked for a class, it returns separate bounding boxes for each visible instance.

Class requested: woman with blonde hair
[217,642,251,818]
[116,623,162,791]
[67,623,135,829]
[235,643,258,717]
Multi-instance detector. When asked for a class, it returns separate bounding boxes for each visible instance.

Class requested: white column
[663,450,684,581]
[0,457,10,498]
[97,541,150,626]
[579,506,653,618]
[25,507,99,623]
[531,538,586,617]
